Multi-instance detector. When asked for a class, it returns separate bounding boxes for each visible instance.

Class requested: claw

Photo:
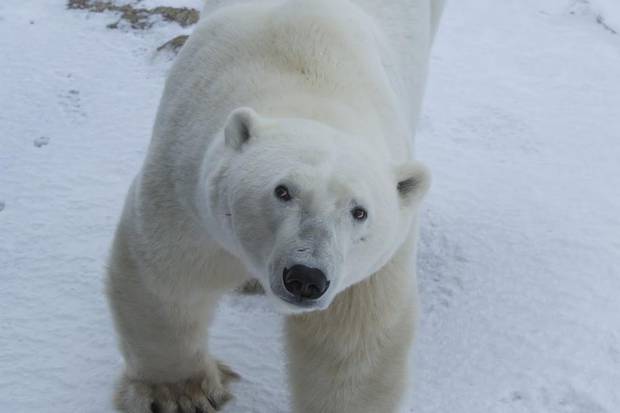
[207,396,219,411]
[217,362,241,384]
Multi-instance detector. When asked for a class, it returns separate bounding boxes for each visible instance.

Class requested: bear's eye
[351,207,368,221]
[275,185,292,201]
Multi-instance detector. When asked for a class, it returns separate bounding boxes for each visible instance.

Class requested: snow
[1,1,619,412]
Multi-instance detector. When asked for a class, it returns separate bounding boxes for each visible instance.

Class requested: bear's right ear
[225,107,260,150]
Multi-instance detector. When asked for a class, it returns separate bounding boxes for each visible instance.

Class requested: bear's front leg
[285,263,416,413]
[107,232,240,413]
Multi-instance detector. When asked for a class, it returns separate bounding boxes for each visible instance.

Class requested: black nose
[283,265,329,300]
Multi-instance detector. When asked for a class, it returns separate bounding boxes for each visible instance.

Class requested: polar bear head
[205,108,429,313]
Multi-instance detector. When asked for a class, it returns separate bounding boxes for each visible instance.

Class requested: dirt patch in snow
[67,0,199,30]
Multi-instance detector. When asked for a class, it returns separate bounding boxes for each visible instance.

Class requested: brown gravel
[67,0,199,30]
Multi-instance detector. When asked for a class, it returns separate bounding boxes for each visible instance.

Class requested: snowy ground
[1,1,619,412]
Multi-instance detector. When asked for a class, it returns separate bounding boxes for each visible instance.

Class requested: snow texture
[1,1,619,412]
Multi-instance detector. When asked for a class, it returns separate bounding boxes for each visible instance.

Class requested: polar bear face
[206,108,429,313]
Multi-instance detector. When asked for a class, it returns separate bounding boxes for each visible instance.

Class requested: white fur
[107,0,444,412]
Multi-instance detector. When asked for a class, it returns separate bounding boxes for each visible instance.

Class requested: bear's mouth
[277,293,324,308]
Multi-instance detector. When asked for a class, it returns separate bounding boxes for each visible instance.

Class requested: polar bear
[106,0,444,412]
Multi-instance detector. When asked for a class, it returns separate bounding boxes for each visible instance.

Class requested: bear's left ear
[395,161,431,206]
[225,107,260,150]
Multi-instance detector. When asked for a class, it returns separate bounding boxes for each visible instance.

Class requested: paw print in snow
[33,136,50,147]
[58,89,86,122]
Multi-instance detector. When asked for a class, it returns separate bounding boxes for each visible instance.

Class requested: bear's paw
[115,361,239,413]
